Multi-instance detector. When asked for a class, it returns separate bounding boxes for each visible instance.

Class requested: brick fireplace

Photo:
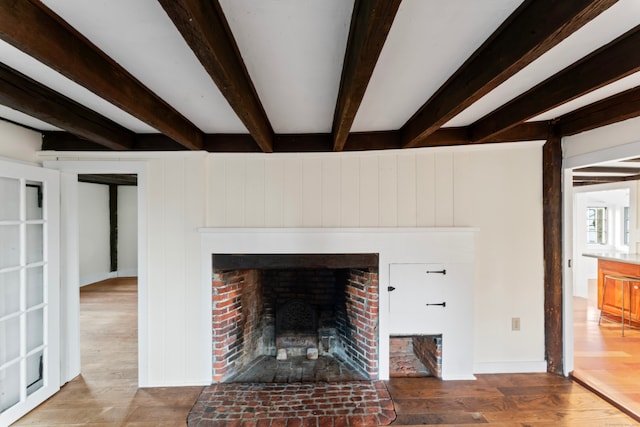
[200,227,476,382]
[211,254,379,382]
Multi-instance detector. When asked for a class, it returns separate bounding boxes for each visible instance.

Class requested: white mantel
[199,227,477,380]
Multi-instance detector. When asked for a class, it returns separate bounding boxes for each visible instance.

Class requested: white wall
[0,120,41,164]
[78,182,110,285]
[39,141,545,384]
[145,156,206,385]
[208,142,546,372]
[118,186,138,276]
[77,182,138,285]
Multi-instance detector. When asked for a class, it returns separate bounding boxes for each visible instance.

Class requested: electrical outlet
[512,317,520,331]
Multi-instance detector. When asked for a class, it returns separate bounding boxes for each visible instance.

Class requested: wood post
[543,127,563,374]
[109,184,118,273]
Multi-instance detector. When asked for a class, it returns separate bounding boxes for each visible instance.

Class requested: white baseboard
[80,269,138,286]
[474,360,548,374]
[80,271,117,287]
[117,268,138,277]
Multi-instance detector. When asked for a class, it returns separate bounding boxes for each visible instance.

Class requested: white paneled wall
[145,156,207,386]
[208,142,546,373]
[37,142,545,385]
[208,150,471,228]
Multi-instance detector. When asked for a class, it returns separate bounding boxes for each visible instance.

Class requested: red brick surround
[337,269,379,379]
[212,266,379,382]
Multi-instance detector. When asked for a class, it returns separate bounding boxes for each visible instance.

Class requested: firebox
[211,254,379,383]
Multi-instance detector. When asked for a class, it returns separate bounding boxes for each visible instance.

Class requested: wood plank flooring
[573,279,640,420]
[11,277,639,426]
[12,278,202,426]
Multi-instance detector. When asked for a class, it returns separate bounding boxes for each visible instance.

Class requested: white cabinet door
[0,160,60,426]
[388,262,474,380]
[389,263,464,334]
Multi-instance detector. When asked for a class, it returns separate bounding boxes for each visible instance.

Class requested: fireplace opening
[389,335,442,378]
[211,254,379,383]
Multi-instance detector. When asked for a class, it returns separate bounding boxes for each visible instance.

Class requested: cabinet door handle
[426,269,446,275]
[387,286,396,292]
[426,302,446,308]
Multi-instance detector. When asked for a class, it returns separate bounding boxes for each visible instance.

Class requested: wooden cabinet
[597,259,640,326]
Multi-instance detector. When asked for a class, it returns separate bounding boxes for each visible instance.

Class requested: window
[624,206,630,245]
[587,207,607,244]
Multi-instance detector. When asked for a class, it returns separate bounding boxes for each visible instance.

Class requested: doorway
[76,173,139,386]
[44,160,149,386]
[568,165,640,418]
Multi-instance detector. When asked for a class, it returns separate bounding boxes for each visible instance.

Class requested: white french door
[0,159,60,426]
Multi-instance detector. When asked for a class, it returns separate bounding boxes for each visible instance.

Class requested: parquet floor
[573,279,640,420]
[10,277,639,426]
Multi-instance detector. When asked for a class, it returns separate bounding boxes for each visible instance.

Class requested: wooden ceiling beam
[0,62,134,150]
[78,174,137,186]
[159,0,274,153]
[572,175,631,185]
[558,85,640,136]
[413,122,550,148]
[332,0,401,152]
[470,25,640,144]
[0,0,203,150]
[42,122,551,153]
[402,0,616,148]
[574,166,640,174]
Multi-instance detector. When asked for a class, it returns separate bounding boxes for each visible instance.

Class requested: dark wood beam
[413,122,550,148]
[43,122,551,153]
[488,122,551,143]
[413,128,470,148]
[212,253,379,271]
[332,0,401,151]
[573,176,628,186]
[345,131,401,151]
[0,62,134,150]
[78,174,137,186]
[574,166,640,174]
[559,86,640,136]
[471,25,640,144]
[402,0,617,148]
[158,0,274,153]
[0,0,203,150]
[543,128,563,375]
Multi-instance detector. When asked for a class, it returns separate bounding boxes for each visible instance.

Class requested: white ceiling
[352,0,523,132]
[0,0,639,139]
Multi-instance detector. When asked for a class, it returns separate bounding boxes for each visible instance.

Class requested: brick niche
[211,264,379,382]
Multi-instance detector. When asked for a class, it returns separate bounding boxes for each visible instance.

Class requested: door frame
[562,139,640,376]
[43,160,149,386]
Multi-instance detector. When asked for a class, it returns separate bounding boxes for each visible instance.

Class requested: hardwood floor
[573,279,640,420]
[11,277,639,426]
[12,278,202,426]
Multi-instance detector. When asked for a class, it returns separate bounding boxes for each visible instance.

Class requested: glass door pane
[0,177,19,220]
[0,225,20,269]
[0,271,20,318]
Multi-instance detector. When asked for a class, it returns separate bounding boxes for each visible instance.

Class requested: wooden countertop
[583,252,640,265]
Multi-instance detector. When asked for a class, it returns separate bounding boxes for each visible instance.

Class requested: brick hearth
[187,381,396,427]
